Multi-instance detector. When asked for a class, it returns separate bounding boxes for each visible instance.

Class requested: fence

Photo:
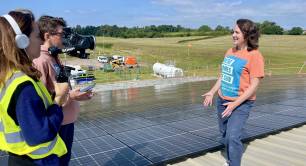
[80,51,306,83]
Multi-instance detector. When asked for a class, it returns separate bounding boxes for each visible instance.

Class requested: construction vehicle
[100,55,138,71]
[124,56,137,68]
[100,57,122,72]
[110,58,122,70]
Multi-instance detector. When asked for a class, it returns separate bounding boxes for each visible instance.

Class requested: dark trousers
[59,123,75,166]
[8,153,60,166]
[217,97,254,166]
[8,153,35,166]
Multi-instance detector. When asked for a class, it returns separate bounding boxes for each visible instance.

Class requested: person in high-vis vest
[0,10,69,166]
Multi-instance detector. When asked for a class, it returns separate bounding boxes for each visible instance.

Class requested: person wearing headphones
[0,10,69,165]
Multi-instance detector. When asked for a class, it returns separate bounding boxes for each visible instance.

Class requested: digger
[110,58,123,70]
[102,56,123,72]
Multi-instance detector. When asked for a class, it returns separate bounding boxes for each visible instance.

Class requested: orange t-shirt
[218,48,264,101]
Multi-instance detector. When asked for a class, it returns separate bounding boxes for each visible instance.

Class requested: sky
[1,0,306,29]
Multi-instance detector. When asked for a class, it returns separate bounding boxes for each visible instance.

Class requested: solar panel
[130,133,221,165]
[112,125,184,146]
[1,75,306,166]
[71,147,153,166]
[190,126,222,142]
[88,113,158,134]
[247,114,305,131]
[252,103,306,119]
[143,106,214,124]
[0,156,8,166]
[0,151,6,157]
[74,121,108,141]
[242,123,275,141]
[166,116,218,132]
[275,99,306,108]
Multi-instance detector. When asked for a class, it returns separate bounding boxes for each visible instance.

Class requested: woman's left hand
[69,88,94,101]
[222,102,239,118]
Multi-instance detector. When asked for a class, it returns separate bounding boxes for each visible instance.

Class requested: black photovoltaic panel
[142,107,214,124]
[273,108,306,119]
[72,135,126,159]
[130,133,222,164]
[86,111,159,134]
[252,102,306,119]
[275,99,306,108]
[70,147,152,166]
[247,114,305,131]
[242,123,275,141]
[252,103,301,114]
[0,156,8,166]
[112,125,184,146]
[166,116,218,132]
[74,121,108,141]
[1,76,306,166]
[0,151,6,156]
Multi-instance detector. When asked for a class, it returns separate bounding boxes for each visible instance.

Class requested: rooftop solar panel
[1,75,306,165]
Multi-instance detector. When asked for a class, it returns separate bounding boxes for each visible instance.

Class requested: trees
[259,21,284,35]
[288,27,303,35]
[71,21,303,38]
[198,25,212,32]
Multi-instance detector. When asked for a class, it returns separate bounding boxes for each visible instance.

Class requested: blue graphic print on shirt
[221,55,247,97]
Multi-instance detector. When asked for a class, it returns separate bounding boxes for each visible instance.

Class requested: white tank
[153,63,183,78]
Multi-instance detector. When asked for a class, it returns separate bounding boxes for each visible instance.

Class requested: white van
[97,56,108,63]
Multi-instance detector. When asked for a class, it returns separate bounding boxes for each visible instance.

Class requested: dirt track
[63,58,101,68]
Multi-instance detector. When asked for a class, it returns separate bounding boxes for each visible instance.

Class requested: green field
[84,35,306,83]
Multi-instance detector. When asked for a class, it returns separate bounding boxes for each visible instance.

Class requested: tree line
[73,21,305,38]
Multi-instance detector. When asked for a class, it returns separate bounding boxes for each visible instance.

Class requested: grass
[80,35,306,83]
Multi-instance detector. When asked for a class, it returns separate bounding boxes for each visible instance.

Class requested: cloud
[150,0,306,20]
[64,10,71,13]
[64,9,98,14]
[151,0,196,6]
[264,0,306,15]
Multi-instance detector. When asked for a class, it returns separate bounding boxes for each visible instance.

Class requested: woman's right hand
[53,82,69,106]
[202,91,214,107]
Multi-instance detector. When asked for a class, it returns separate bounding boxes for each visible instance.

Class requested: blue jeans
[217,97,254,166]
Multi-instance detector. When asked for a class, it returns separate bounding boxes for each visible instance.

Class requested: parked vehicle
[124,56,137,68]
[112,55,125,64]
[97,56,108,63]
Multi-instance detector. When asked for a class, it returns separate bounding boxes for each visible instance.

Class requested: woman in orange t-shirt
[202,19,264,166]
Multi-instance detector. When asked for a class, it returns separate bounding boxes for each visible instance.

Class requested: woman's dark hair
[236,19,260,51]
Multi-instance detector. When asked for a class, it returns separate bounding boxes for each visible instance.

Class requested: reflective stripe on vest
[30,137,58,155]
[0,72,24,101]
[2,128,24,143]
[0,121,3,132]
[0,72,58,155]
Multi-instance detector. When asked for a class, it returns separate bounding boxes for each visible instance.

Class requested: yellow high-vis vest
[0,71,67,159]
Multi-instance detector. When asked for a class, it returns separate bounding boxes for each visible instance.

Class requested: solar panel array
[1,75,306,165]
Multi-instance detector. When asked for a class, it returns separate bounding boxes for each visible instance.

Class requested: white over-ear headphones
[2,14,30,49]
